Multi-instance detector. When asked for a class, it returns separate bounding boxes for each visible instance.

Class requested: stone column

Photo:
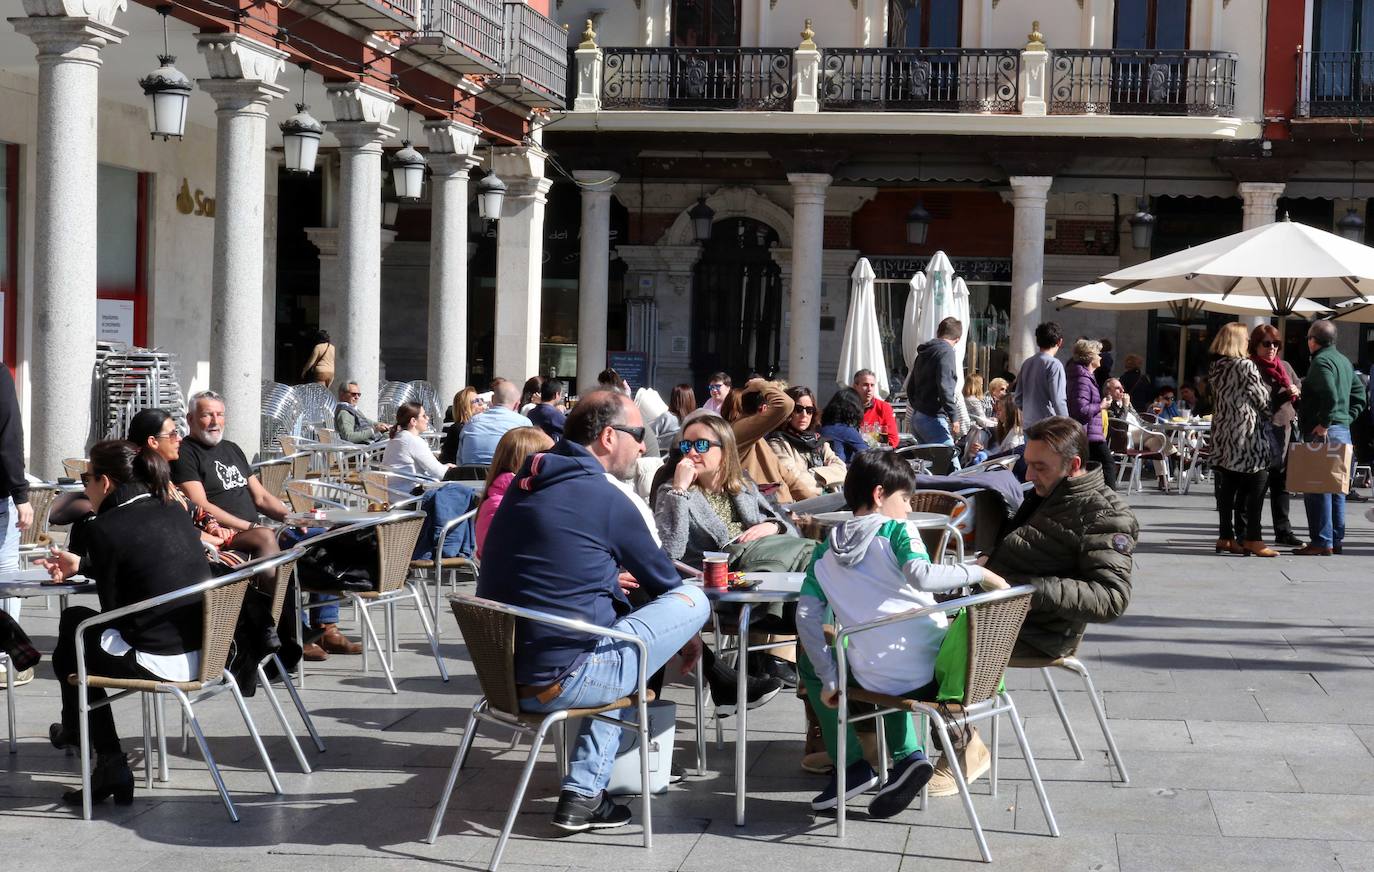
[1008,176,1054,367]
[423,120,480,400]
[10,3,125,478]
[196,34,287,456]
[492,146,552,382]
[1239,181,1286,230]
[327,83,397,417]
[787,173,831,391]
[574,170,619,392]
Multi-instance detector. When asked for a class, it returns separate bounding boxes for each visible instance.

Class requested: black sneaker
[551,790,632,832]
[709,673,783,718]
[868,753,934,819]
[810,759,881,811]
[765,657,799,689]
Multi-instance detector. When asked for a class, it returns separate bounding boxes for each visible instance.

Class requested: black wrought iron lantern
[280,63,323,174]
[138,6,192,141]
[905,199,932,246]
[688,196,715,242]
[476,170,507,221]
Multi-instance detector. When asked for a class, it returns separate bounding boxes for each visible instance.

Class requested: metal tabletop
[808,510,951,529]
[284,509,393,528]
[0,567,93,599]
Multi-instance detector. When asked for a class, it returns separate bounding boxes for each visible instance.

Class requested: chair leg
[409,584,450,682]
[5,660,16,754]
[141,695,154,789]
[154,695,169,782]
[693,655,707,775]
[78,682,92,821]
[356,601,397,694]
[554,720,568,778]
[635,696,652,850]
[387,601,399,657]
[169,688,238,823]
[1002,692,1059,837]
[257,661,312,774]
[1061,657,1129,784]
[989,705,999,797]
[225,674,284,794]
[1040,667,1084,760]
[490,719,556,872]
[932,713,990,862]
[270,653,325,752]
[426,702,484,844]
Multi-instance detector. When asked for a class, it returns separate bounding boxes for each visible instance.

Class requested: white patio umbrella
[1098,219,1374,314]
[902,252,971,426]
[1053,282,1330,383]
[1329,300,1374,323]
[837,257,890,396]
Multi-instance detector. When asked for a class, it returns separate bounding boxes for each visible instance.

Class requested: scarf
[1251,352,1292,396]
[771,427,825,467]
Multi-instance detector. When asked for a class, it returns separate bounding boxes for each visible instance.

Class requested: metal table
[701,571,805,827]
[0,567,93,610]
[1157,420,1211,494]
[284,509,393,529]
[809,510,951,529]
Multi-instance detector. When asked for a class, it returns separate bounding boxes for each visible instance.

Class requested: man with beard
[477,390,709,833]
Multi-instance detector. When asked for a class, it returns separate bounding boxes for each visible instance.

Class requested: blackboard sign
[606,351,649,393]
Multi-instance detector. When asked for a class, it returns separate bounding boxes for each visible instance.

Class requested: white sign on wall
[97,299,135,345]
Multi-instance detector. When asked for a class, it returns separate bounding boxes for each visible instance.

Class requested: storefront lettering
[176,178,216,218]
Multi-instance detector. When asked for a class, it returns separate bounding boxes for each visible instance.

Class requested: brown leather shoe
[1214,539,1245,555]
[318,624,363,655]
[1242,540,1278,558]
[1292,544,1333,556]
[302,642,329,662]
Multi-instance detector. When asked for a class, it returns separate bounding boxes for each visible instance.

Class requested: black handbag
[296,528,378,593]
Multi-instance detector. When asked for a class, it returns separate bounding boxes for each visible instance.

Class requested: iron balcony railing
[818,47,1019,113]
[601,47,794,110]
[502,1,568,107]
[1049,49,1237,116]
[1297,50,1374,117]
[423,0,504,71]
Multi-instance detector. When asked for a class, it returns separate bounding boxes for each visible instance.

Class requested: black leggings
[1088,441,1118,490]
[51,606,159,755]
[1216,467,1270,542]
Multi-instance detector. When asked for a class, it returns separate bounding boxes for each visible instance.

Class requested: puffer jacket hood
[827,512,888,567]
[511,440,603,494]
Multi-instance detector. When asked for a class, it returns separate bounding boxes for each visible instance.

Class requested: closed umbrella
[903,252,971,428]
[837,258,890,396]
[901,271,926,368]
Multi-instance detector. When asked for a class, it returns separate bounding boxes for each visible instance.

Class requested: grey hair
[1308,319,1337,348]
[1071,338,1103,364]
[852,368,876,382]
[189,390,225,413]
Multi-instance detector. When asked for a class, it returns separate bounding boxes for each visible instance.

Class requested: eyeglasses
[79,472,94,485]
[346,391,361,398]
[1260,340,1282,349]
[609,425,646,443]
[708,384,723,392]
[792,406,816,416]
[679,438,723,455]
[156,430,182,441]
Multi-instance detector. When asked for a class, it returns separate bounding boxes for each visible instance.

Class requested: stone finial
[799,18,816,50]
[1026,20,1046,50]
[578,18,597,50]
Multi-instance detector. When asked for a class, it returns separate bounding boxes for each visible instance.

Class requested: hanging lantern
[391,140,427,201]
[280,64,322,174]
[688,196,715,242]
[476,170,507,221]
[138,7,191,142]
[1129,197,1156,250]
[905,199,932,245]
[382,198,400,227]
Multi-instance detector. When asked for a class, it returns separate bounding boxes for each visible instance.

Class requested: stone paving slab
[2,481,1374,871]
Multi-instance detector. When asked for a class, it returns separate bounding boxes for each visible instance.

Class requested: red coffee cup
[703,555,728,589]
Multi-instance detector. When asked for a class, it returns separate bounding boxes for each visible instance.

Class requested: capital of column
[9,13,126,65]
[327,81,398,126]
[507,176,555,204]
[1237,181,1286,207]
[196,32,287,83]
[787,172,833,206]
[197,77,287,114]
[423,119,480,157]
[573,170,620,194]
[1008,175,1053,204]
[493,145,548,182]
[429,152,481,178]
[20,0,125,24]
[329,120,398,153]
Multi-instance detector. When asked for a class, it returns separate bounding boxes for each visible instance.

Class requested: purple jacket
[1066,361,1104,442]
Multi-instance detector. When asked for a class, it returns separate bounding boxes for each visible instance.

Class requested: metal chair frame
[909,489,971,565]
[896,442,959,475]
[2,651,15,754]
[1007,650,1129,784]
[1107,418,1172,494]
[830,586,1059,861]
[71,553,298,821]
[253,552,326,773]
[409,506,481,640]
[426,593,654,872]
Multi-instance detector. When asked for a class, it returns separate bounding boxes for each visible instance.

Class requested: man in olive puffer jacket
[982,416,1138,659]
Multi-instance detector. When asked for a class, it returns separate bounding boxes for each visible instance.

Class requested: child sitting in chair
[796,450,1007,818]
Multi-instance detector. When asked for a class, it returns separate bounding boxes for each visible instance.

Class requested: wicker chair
[252,551,325,774]
[61,458,89,479]
[285,479,370,514]
[1007,641,1129,784]
[1107,418,1170,494]
[909,489,972,564]
[277,436,316,480]
[896,442,957,475]
[426,594,655,871]
[252,457,294,501]
[68,554,297,821]
[829,586,1059,860]
[18,484,59,556]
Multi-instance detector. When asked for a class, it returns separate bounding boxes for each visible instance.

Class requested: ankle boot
[63,752,134,807]
[317,624,362,655]
[1242,540,1278,558]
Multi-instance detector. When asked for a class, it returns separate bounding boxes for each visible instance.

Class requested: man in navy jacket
[478,390,708,832]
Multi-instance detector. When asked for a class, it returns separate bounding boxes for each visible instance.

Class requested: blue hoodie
[477,440,685,685]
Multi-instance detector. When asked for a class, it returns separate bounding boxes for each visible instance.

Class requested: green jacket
[1299,345,1367,435]
[334,404,377,444]
[984,465,1138,659]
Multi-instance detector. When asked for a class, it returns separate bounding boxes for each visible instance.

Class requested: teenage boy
[796,450,1008,818]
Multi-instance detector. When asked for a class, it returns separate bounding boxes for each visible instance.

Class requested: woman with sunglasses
[1250,325,1305,548]
[39,440,211,808]
[768,386,846,500]
[1209,322,1279,557]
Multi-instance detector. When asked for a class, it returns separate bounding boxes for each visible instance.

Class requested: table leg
[735,603,751,827]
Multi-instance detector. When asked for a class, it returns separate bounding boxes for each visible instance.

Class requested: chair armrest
[834,585,1035,650]
[436,507,479,540]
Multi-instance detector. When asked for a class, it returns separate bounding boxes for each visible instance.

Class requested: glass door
[1112,0,1191,111]
[1312,0,1374,111]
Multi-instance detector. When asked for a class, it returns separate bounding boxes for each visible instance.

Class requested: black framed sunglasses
[793,405,816,416]
[1260,340,1282,349]
[79,472,95,485]
[679,438,723,455]
[609,425,646,443]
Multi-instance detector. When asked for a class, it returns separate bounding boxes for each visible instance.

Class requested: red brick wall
[851,189,1013,255]
[1045,219,1118,257]
[824,215,852,248]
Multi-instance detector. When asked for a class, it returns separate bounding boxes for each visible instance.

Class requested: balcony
[818,48,1019,113]
[495,1,568,109]
[1297,50,1374,117]
[601,47,794,111]
[329,0,420,32]
[1048,49,1237,116]
[411,0,504,75]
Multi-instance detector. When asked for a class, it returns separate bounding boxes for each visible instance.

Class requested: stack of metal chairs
[93,342,187,442]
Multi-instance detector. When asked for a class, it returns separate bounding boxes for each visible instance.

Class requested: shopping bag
[1285,441,1353,494]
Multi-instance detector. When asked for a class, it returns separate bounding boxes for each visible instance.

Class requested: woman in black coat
[40,440,210,808]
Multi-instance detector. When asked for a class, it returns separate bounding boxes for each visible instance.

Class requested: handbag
[1285,439,1353,494]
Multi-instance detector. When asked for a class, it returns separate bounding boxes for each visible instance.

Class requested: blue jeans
[521,584,710,798]
[910,411,961,470]
[1302,424,1351,548]
[0,498,20,620]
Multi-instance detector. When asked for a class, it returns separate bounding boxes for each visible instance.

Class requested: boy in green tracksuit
[796,450,1007,818]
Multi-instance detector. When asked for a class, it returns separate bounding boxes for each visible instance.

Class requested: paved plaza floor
[3,481,1374,871]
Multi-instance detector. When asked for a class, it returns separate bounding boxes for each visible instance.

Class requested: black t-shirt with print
[170,438,257,523]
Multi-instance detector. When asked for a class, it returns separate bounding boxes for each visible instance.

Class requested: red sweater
[862,399,900,448]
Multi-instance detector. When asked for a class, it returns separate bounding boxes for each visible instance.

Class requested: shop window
[887,0,962,48]
[96,164,149,347]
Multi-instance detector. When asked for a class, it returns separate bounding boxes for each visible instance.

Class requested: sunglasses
[346,391,361,398]
[609,425,646,443]
[793,406,816,415]
[708,384,724,392]
[679,438,723,455]
[79,472,95,485]
[1260,340,1282,349]
[156,430,182,441]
